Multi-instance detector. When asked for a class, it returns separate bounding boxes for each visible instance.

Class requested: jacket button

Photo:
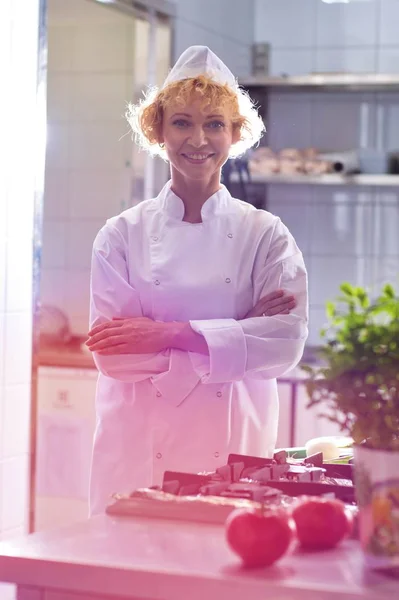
[152,236,159,242]
[227,233,233,238]
[214,452,220,458]
[156,391,162,398]
[216,391,222,397]
[156,453,162,459]
[154,280,160,285]
[225,278,231,283]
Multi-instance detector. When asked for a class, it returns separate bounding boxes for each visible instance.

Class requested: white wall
[42,0,137,335]
[254,0,399,346]
[173,0,255,75]
[0,0,42,597]
[255,0,399,76]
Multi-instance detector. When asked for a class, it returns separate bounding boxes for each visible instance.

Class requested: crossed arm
[85,289,296,356]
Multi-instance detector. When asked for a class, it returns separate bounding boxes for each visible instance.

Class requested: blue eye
[206,120,225,129]
[173,119,190,128]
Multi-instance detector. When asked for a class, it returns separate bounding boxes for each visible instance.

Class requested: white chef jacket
[89,181,308,515]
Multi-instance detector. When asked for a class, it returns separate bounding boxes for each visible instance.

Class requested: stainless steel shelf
[232,173,399,187]
[239,73,399,92]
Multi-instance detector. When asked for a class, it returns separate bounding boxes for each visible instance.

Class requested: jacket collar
[158,180,232,222]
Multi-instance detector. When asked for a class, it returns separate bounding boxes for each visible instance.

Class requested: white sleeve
[188,218,309,383]
[89,226,170,382]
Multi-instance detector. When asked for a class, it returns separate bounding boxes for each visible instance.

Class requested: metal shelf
[232,173,399,187]
[239,73,399,92]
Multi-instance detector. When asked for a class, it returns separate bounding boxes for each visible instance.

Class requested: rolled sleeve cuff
[189,318,247,384]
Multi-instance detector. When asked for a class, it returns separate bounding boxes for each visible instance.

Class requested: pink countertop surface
[39,337,95,369]
[0,515,397,600]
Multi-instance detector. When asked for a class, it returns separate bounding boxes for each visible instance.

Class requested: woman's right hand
[244,289,296,319]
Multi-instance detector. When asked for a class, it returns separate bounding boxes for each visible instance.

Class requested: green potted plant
[302,282,399,571]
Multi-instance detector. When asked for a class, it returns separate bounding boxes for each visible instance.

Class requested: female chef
[86,46,308,515]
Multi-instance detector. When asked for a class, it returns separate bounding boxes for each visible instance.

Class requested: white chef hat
[162,45,238,91]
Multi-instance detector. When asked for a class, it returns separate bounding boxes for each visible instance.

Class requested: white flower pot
[354,444,399,573]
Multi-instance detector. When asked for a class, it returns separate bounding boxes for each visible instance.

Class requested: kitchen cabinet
[34,367,97,532]
[277,375,343,449]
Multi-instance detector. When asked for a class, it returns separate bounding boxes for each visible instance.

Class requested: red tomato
[292,497,353,550]
[225,507,296,568]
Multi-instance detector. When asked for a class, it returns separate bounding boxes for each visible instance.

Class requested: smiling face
[160,95,240,185]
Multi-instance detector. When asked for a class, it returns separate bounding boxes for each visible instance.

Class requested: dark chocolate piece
[323,463,353,481]
[228,453,273,468]
[216,464,232,482]
[247,466,273,483]
[161,480,180,495]
[200,481,231,496]
[163,471,211,488]
[304,452,323,467]
[241,466,262,479]
[273,450,288,464]
[265,480,355,504]
[178,483,202,496]
[270,463,290,479]
[230,461,245,482]
[221,483,266,503]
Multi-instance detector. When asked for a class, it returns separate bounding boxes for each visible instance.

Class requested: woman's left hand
[86,317,167,355]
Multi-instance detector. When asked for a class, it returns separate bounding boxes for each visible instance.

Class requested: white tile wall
[315,48,376,74]
[5,237,33,313]
[39,269,67,313]
[45,124,69,170]
[47,25,73,72]
[267,94,313,149]
[68,122,129,170]
[1,385,31,459]
[0,4,41,595]
[4,312,33,387]
[43,169,69,219]
[315,0,378,48]
[267,193,313,256]
[71,24,132,72]
[379,0,399,46]
[309,255,370,306]
[254,0,316,49]
[173,0,255,76]
[66,220,103,270]
[41,221,67,269]
[270,49,314,77]
[310,191,374,256]
[378,48,399,74]
[0,456,30,532]
[68,169,129,220]
[41,1,137,335]
[47,73,71,122]
[255,0,399,347]
[310,93,373,151]
[69,73,129,121]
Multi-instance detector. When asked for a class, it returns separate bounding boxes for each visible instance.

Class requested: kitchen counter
[0,515,397,600]
[39,336,95,369]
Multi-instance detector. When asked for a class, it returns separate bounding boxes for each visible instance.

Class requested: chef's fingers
[87,335,127,351]
[258,289,285,303]
[264,300,296,316]
[88,319,124,337]
[260,294,295,311]
[86,325,125,346]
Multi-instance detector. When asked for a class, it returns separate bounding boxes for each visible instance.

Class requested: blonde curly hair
[126,75,265,160]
